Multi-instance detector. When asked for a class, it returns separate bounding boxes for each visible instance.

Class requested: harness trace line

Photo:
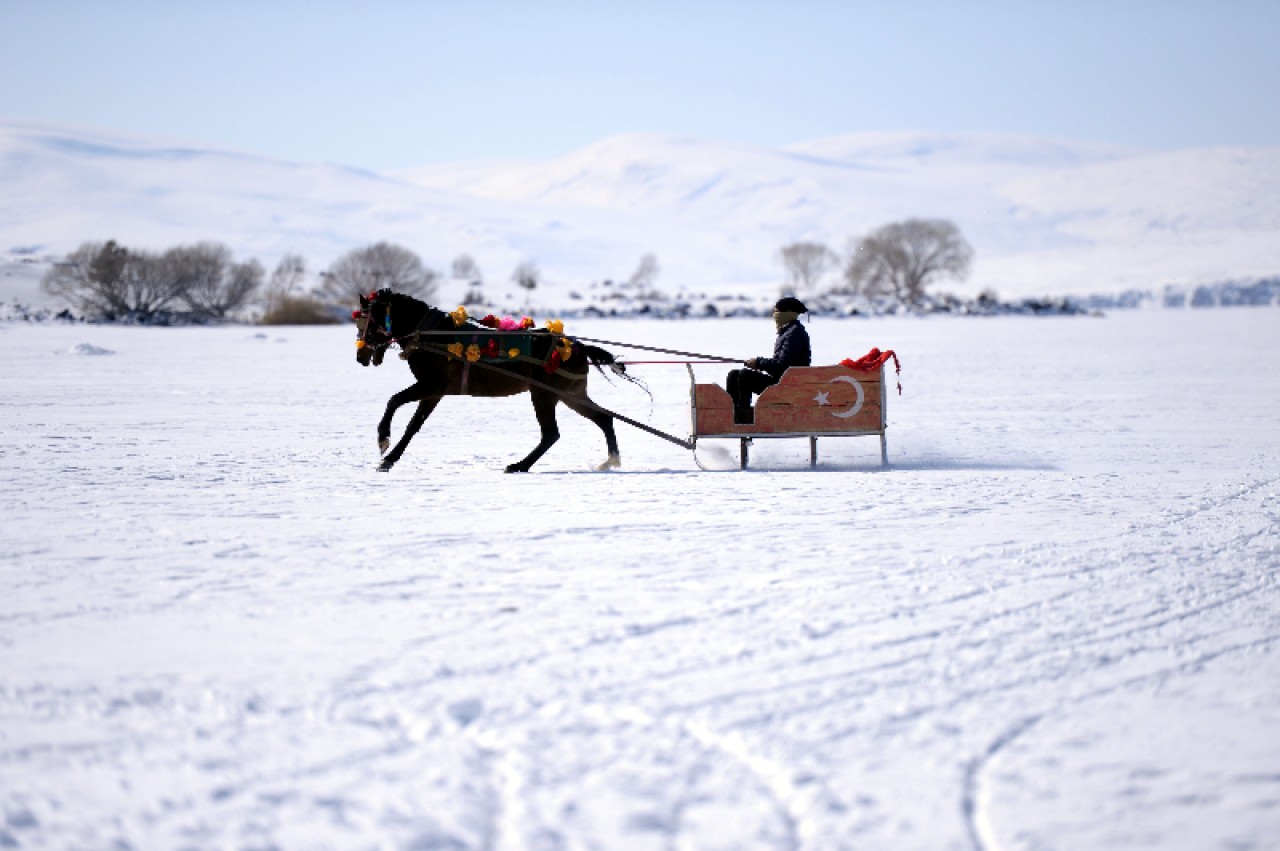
[617,360,735,366]
[570,336,740,364]
[415,342,695,450]
[371,325,744,367]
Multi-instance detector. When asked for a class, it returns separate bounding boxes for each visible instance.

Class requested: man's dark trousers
[726,368,778,424]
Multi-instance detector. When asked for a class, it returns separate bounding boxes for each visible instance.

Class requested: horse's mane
[384,290,432,313]
[382,290,450,330]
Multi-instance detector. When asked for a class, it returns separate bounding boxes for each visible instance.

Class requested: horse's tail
[582,343,618,370]
[582,344,651,397]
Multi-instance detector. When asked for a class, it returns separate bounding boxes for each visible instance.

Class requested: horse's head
[354,288,395,367]
[355,289,448,366]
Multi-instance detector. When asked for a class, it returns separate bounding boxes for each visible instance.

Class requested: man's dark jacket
[754,320,811,378]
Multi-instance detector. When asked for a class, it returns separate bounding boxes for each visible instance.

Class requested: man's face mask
[774,310,800,331]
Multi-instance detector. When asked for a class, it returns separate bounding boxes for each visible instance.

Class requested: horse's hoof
[378,438,390,455]
[505,464,527,474]
[596,454,622,471]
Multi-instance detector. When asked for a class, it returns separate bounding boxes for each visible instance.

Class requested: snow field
[1,311,1278,849]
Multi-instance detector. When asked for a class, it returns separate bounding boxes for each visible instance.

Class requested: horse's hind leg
[564,397,621,470]
[378,396,441,472]
[506,390,560,473]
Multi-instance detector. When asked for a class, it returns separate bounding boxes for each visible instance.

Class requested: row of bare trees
[42,221,969,320]
[780,218,974,304]
[315,246,550,311]
[42,241,267,320]
[41,238,556,322]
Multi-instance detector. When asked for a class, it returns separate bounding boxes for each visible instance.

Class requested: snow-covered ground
[2,311,1278,849]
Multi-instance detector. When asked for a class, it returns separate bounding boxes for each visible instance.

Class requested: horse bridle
[354,290,393,366]
[355,290,452,366]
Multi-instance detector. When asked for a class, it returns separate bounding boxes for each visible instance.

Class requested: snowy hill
[399,132,1280,298]
[4,118,1279,308]
[0,118,544,297]
[785,131,1136,168]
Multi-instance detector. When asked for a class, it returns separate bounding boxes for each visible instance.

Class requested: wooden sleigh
[688,364,889,469]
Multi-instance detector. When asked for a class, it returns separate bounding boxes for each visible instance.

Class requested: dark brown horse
[355,289,624,473]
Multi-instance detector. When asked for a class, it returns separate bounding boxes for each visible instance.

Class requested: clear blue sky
[2,0,1277,170]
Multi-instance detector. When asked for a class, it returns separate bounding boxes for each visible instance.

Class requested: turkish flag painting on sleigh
[689,349,900,469]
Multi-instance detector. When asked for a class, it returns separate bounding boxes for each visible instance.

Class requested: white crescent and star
[826,375,865,418]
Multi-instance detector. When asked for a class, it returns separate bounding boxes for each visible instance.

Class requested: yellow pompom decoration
[449,306,468,327]
[447,343,464,358]
[508,347,520,358]
[465,344,481,362]
[545,319,565,335]
[355,340,366,349]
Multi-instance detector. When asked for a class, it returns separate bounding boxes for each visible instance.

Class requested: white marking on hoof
[596,453,622,471]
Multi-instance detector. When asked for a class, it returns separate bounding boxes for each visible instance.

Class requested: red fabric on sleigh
[840,348,902,394]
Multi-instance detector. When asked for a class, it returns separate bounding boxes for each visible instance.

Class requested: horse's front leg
[378,383,429,455]
[379,396,442,472]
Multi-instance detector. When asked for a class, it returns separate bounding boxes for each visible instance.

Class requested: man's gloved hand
[744,358,758,369]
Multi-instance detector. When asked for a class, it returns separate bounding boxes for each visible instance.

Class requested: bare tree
[319,242,438,305]
[451,253,482,283]
[779,241,837,293]
[843,219,973,304]
[169,242,228,306]
[41,240,186,318]
[44,239,263,320]
[42,241,127,316]
[624,253,663,300]
[261,254,335,325]
[168,242,260,319]
[222,260,264,317]
[263,253,307,315]
[628,253,659,287]
[90,240,128,293]
[512,260,539,306]
[122,250,194,317]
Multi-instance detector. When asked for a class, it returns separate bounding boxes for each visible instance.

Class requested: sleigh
[688,364,889,469]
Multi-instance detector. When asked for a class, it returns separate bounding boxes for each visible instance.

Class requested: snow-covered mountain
[4,117,1279,307]
[0,118,544,302]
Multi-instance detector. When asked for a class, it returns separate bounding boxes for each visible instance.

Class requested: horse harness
[357,298,589,389]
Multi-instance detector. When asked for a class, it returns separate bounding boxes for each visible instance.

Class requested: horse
[354,289,625,473]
